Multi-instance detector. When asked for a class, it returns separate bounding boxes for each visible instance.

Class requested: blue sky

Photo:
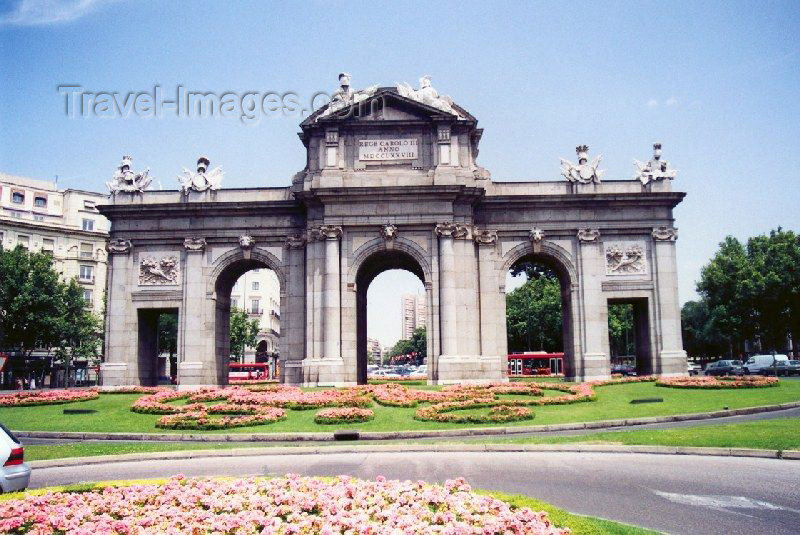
[1,0,798,346]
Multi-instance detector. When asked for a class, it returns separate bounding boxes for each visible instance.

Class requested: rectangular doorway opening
[137,308,179,386]
[607,298,651,376]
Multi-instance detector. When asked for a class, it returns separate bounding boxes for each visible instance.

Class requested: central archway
[355,249,427,384]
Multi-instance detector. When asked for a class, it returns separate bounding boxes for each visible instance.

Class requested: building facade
[99,75,687,388]
[229,268,281,360]
[401,293,427,339]
[0,173,110,318]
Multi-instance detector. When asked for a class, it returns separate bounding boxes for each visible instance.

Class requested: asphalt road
[29,451,800,534]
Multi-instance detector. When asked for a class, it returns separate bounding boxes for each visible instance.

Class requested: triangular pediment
[301,88,474,127]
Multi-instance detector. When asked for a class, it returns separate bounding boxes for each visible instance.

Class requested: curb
[27,444,800,469]
[14,401,800,443]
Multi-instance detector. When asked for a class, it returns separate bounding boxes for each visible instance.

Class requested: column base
[301,358,355,387]
[432,355,508,385]
[580,352,610,381]
[281,360,304,385]
[659,350,688,376]
[100,363,132,387]
[177,361,219,387]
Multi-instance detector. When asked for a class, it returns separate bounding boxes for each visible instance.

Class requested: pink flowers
[0,475,568,534]
[314,407,375,424]
[657,376,779,389]
[157,407,286,430]
[0,389,98,407]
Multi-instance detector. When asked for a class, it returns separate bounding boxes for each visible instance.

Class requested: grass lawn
[22,417,800,461]
[0,478,657,534]
[2,380,799,434]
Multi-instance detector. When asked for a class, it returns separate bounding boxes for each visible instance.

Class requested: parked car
[371,369,400,379]
[416,365,428,375]
[742,354,789,375]
[1,422,30,493]
[759,360,800,377]
[687,363,702,376]
[611,364,637,376]
[704,360,743,376]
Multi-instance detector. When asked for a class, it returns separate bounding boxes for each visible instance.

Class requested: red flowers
[314,407,375,424]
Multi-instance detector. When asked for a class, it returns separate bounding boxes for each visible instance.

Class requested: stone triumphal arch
[100,75,687,387]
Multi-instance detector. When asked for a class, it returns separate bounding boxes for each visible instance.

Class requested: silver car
[0,422,30,493]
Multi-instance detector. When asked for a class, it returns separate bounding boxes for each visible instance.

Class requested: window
[11,191,24,204]
[80,242,93,259]
[83,200,96,210]
[251,299,260,314]
[0,232,4,244]
[79,264,94,282]
[34,214,44,222]
[17,235,29,249]
[82,289,93,305]
[252,281,260,290]
[82,218,95,231]
[231,297,238,309]
[42,238,54,255]
[34,196,47,208]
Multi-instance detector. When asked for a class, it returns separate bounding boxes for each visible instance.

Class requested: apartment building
[401,293,427,340]
[230,268,281,361]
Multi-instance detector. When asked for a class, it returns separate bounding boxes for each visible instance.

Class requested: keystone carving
[529,227,545,243]
[239,235,255,250]
[473,229,498,245]
[106,238,131,254]
[139,256,179,285]
[380,224,398,240]
[183,237,206,251]
[652,226,678,241]
[577,228,601,242]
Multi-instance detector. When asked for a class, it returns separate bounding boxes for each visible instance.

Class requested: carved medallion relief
[604,241,647,276]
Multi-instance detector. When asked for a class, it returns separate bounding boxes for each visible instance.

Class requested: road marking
[653,490,800,514]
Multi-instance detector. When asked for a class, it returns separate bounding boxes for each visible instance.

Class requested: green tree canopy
[607,303,635,357]
[388,327,426,360]
[506,271,562,353]
[229,307,260,362]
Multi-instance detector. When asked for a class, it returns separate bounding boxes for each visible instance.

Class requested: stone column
[179,237,214,386]
[577,228,610,380]
[321,225,343,359]
[652,227,687,376]
[101,239,136,387]
[282,235,306,384]
[475,229,506,381]
[436,223,458,356]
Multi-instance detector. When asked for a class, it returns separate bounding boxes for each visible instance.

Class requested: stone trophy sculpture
[560,145,604,184]
[634,143,677,186]
[107,155,152,194]
[177,156,224,194]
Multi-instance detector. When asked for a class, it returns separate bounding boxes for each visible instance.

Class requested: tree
[697,229,800,355]
[388,327,426,364]
[681,300,728,360]
[0,246,64,355]
[506,272,562,352]
[229,307,260,362]
[607,304,635,357]
[52,279,103,387]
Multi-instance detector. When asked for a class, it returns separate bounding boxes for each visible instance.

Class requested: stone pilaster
[435,223,458,356]
[179,237,215,386]
[577,228,610,380]
[101,239,135,387]
[282,235,306,384]
[652,227,687,376]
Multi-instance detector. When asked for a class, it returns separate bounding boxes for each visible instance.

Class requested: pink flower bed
[0,475,568,534]
[315,407,375,424]
[0,389,98,407]
[157,407,286,430]
[656,376,779,389]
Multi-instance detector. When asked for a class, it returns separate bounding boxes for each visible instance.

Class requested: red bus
[507,352,564,376]
[228,363,270,381]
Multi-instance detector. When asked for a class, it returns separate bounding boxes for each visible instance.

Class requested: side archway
[500,240,581,380]
[207,247,286,384]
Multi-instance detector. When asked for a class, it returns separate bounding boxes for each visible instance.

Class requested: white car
[742,354,789,375]
[1,422,30,493]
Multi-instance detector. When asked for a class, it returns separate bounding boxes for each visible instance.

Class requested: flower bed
[0,475,568,534]
[0,389,98,407]
[656,376,779,389]
[415,399,534,423]
[156,407,286,430]
[314,407,375,424]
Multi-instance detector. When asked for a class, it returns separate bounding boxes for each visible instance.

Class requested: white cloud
[665,96,679,107]
[0,0,113,26]
[646,99,659,108]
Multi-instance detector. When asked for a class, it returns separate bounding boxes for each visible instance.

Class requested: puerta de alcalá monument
[99,74,687,387]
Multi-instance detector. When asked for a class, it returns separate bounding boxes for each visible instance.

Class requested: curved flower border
[0,389,98,407]
[314,407,374,424]
[656,376,779,389]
